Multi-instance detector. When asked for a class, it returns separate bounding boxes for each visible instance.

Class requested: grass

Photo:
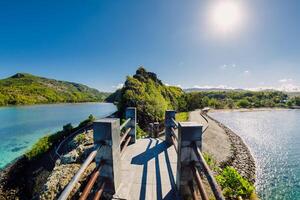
[175,112,189,122]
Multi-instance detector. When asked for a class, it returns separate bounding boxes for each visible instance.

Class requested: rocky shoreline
[206,113,256,184]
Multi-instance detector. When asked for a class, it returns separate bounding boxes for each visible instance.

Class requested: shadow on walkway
[131,138,179,200]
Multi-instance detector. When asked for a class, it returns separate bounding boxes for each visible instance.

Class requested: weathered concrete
[125,107,137,144]
[176,122,203,199]
[115,138,180,200]
[93,118,121,194]
[164,110,176,144]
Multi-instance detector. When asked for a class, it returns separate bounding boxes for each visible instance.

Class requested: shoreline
[209,107,295,113]
[205,112,256,184]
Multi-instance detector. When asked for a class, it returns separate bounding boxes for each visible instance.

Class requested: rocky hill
[0,73,109,106]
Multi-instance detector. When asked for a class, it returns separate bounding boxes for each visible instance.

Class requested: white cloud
[220,64,237,70]
[244,70,250,74]
[279,78,293,83]
[112,83,124,89]
[192,85,236,90]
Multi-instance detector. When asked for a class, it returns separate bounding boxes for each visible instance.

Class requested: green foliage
[74,133,86,144]
[180,91,289,111]
[25,115,94,160]
[25,135,52,160]
[203,153,220,172]
[114,67,183,129]
[0,73,109,106]
[175,112,189,122]
[137,125,147,139]
[216,167,255,199]
[237,99,250,108]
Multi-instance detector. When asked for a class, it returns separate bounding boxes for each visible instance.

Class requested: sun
[209,1,245,34]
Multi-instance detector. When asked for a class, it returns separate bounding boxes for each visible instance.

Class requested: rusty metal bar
[58,148,99,200]
[171,135,178,153]
[192,164,209,200]
[93,181,106,200]
[120,118,131,130]
[188,181,198,200]
[170,127,178,141]
[171,118,178,128]
[120,127,131,145]
[203,125,209,133]
[79,163,104,200]
[192,143,225,200]
[120,136,132,156]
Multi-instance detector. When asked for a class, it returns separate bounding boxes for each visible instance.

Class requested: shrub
[216,167,255,199]
[237,99,250,108]
[25,135,52,160]
[74,133,86,144]
[137,125,147,139]
[175,112,189,122]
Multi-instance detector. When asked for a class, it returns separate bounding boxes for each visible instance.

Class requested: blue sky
[0,0,300,92]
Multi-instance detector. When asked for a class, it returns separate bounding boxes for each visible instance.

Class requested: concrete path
[115,138,180,200]
[189,110,231,164]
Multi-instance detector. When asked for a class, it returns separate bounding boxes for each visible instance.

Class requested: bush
[237,99,250,108]
[175,112,189,122]
[216,166,255,199]
[74,133,86,144]
[25,135,52,160]
[137,125,147,139]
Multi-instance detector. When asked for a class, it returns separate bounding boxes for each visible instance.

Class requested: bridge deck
[115,138,180,200]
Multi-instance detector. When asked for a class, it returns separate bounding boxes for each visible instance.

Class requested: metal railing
[58,147,100,200]
[192,143,224,200]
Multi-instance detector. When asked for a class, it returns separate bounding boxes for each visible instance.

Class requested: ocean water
[0,103,116,169]
[210,110,300,200]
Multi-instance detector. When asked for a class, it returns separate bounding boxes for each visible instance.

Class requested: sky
[0,0,300,92]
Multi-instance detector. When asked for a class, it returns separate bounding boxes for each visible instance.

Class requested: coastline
[205,112,256,184]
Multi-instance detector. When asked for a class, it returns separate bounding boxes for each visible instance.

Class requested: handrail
[171,118,178,128]
[55,124,92,158]
[120,136,132,156]
[188,181,198,200]
[93,181,106,200]
[192,143,225,200]
[58,146,100,200]
[120,127,131,145]
[171,135,178,153]
[120,118,131,130]
[170,127,178,141]
[192,164,209,200]
[79,163,104,200]
[200,112,209,124]
[203,125,209,133]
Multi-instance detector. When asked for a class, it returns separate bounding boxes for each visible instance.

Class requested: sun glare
[209,1,245,34]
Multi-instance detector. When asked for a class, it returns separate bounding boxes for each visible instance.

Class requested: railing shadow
[130,138,178,200]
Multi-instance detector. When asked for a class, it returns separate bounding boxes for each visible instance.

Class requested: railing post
[93,118,121,194]
[177,122,203,199]
[165,110,176,144]
[125,107,136,143]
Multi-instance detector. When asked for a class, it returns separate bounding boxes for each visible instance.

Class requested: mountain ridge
[0,73,109,106]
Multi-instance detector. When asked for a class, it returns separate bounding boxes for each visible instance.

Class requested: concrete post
[93,118,121,194]
[148,123,154,138]
[125,107,136,144]
[165,110,176,144]
[176,122,203,199]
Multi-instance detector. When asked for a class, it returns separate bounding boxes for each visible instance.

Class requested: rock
[60,149,79,164]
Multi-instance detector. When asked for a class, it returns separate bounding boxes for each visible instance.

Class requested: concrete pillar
[93,118,121,194]
[165,110,176,144]
[125,107,136,144]
[176,122,203,199]
[148,123,154,138]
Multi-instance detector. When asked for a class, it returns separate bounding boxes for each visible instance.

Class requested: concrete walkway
[115,138,180,200]
[189,110,231,164]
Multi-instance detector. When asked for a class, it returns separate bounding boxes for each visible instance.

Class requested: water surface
[0,103,116,169]
[210,110,300,200]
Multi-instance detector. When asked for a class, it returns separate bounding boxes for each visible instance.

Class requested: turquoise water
[0,103,116,169]
[210,110,300,200]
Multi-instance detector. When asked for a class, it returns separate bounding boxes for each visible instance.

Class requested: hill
[106,67,183,128]
[0,73,109,106]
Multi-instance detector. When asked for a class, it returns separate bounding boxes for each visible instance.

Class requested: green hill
[106,67,183,128]
[0,73,109,106]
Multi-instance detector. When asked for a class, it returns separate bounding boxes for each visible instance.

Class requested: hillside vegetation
[107,67,183,128]
[107,67,300,129]
[0,73,109,106]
